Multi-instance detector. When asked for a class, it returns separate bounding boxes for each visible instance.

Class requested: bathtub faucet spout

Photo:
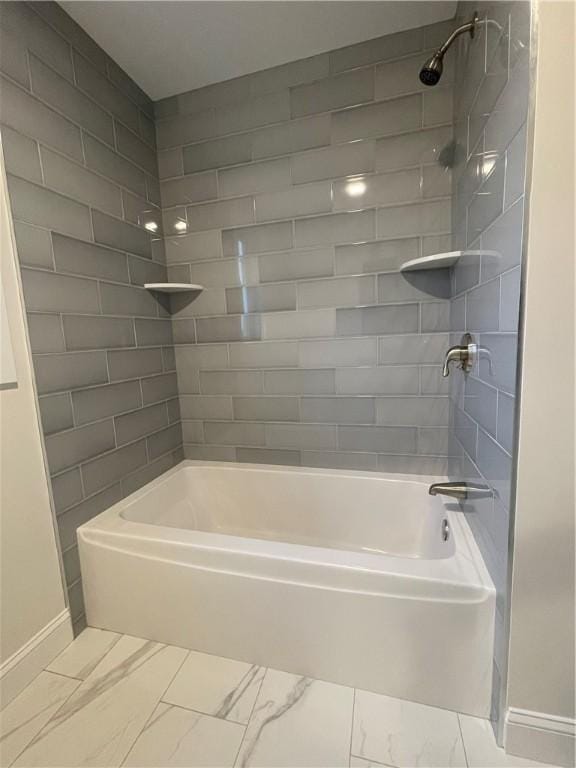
[428,482,469,500]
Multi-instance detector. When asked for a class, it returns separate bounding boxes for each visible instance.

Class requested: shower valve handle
[442,333,477,377]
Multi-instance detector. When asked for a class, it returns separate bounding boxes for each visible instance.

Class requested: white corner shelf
[400,251,462,272]
[144,283,204,294]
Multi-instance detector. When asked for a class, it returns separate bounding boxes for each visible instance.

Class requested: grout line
[349,687,357,766]
[27,3,151,116]
[117,646,192,768]
[457,712,471,767]
[5,672,83,767]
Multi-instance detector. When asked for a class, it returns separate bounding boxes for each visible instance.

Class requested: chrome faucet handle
[478,346,495,376]
[429,481,493,500]
[429,482,469,500]
[442,333,477,377]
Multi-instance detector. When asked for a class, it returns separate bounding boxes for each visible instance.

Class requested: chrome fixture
[429,482,470,500]
[442,333,477,377]
[429,482,493,500]
[441,518,450,542]
[419,12,478,86]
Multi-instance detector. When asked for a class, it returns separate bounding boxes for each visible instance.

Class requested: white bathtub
[78,461,495,717]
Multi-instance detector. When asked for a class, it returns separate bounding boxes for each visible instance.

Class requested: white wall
[0,146,72,704]
[505,2,575,765]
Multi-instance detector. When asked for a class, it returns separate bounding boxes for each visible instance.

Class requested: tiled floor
[0,628,554,768]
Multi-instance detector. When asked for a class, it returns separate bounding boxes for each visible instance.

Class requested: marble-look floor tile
[235,669,353,768]
[46,627,121,680]
[163,650,265,725]
[0,671,80,767]
[123,702,245,767]
[459,714,555,767]
[13,635,187,767]
[350,757,390,767]
[352,690,466,768]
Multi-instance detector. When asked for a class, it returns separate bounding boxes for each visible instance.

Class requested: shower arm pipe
[435,12,479,56]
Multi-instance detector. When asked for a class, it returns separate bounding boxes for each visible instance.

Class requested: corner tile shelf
[144,283,204,294]
[400,251,462,272]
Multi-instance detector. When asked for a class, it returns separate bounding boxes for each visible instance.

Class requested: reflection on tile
[47,628,121,680]
[226,283,296,314]
[124,703,244,767]
[335,238,418,276]
[352,689,466,767]
[164,650,264,725]
[291,141,375,185]
[459,715,552,767]
[236,669,353,767]
[222,222,292,258]
[333,169,421,211]
[375,125,453,173]
[14,636,187,767]
[0,672,80,767]
[186,197,254,233]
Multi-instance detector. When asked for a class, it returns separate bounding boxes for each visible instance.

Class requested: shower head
[419,11,478,87]
[419,53,444,86]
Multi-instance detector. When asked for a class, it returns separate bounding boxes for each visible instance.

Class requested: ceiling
[61,1,457,101]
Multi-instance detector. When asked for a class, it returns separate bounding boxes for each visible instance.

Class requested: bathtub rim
[78,460,495,599]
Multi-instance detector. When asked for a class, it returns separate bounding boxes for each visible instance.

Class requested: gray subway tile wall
[448,0,531,711]
[2,3,529,666]
[0,1,182,630]
[156,20,456,473]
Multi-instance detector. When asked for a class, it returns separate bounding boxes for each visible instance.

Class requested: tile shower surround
[1,1,528,668]
[155,18,460,475]
[0,2,183,631]
[448,0,531,718]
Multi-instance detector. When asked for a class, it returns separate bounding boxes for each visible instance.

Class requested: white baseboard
[0,609,73,707]
[505,707,576,767]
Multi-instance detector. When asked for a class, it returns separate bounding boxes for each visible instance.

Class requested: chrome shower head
[419,11,478,87]
[419,53,444,86]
